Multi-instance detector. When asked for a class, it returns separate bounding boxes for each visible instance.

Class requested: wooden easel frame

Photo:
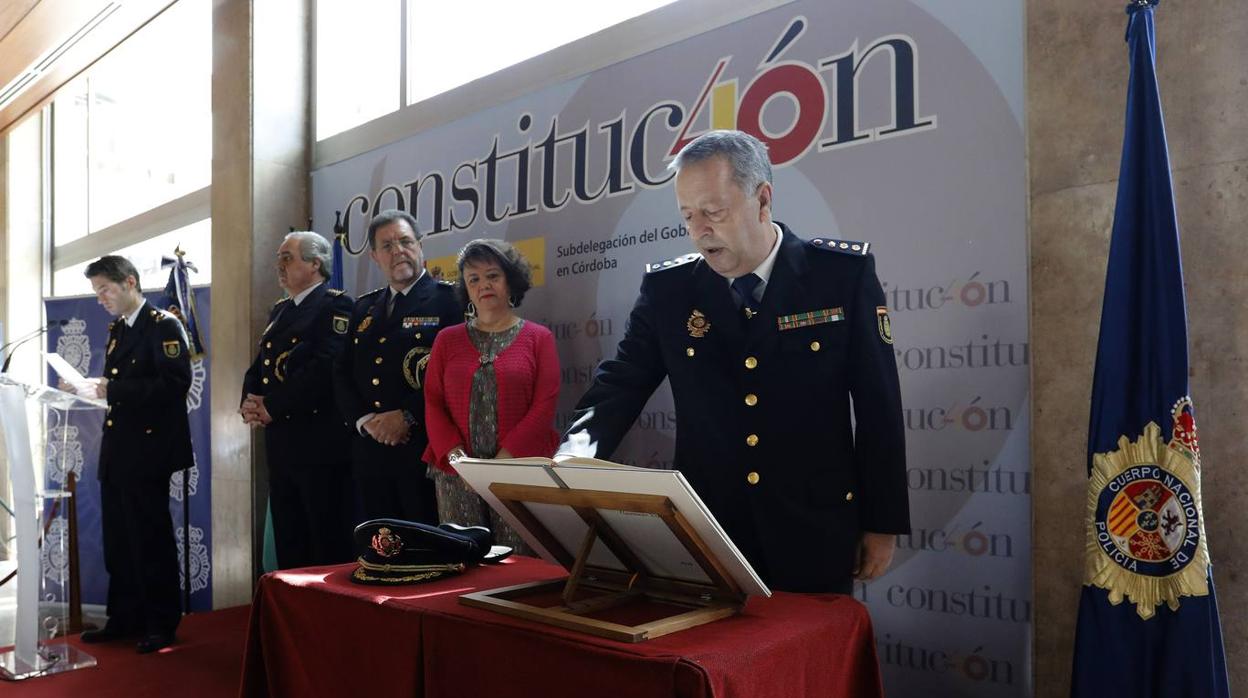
[459,483,746,643]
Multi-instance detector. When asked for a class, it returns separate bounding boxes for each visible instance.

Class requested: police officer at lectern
[333,210,461,523]
[240,231,354,569]
[77,255,191,653]
[559,130,910,594]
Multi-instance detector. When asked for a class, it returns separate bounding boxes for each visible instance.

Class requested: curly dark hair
[455,239,533,309]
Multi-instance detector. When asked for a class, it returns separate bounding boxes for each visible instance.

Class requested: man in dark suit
[559,130,909,594]
[333,210,461,523]
[78,255,191,653]
[241,231,354,569]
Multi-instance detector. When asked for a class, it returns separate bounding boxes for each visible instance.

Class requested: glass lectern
[0,374,99,680]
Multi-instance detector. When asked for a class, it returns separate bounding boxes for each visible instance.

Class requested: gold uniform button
[744,356,758,369]
[378,337,387,344]
[416,333,422,339]
[372,378,380,386]
[106,419,113,427]
[110,368,118,375]
[265,341,272,348]
[845,491,854,502]
[746,471,760,485]
[686,347,695,357]
[810,341,821,352]
[264,359,271,366]
[145,428,153,434]
[291,337,298,343]
[374,357,383,364]
[374,401,382,408]
[262,378,270,384]
[746,434,759,447]
[744,394,758,407]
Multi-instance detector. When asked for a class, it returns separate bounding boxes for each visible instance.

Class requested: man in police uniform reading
[559,130,909,594]
[241,231,354,568]
[333,210,461,523]
[77,255,191,652]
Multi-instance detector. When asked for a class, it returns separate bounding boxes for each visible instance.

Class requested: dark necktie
[731,273,762,312]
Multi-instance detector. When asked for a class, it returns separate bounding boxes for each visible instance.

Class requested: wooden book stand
[459,483,746,643]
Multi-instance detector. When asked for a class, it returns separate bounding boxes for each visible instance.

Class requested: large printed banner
[313,2,1027,695]
[43,288,213,612]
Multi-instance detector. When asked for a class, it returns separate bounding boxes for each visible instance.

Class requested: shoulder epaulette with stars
[809,237,869,255]
[359,287,386,298]
[645,252,702,274]
[436,278,455,288]
[327,288,345,296]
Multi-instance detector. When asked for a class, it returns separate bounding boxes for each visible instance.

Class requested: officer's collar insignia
[332,315,349,335]
[357,316,374,334]
[371,527,403,558]
[686,310,711,338]
[777,307,844,331]
[1085,413,1210,619]
[162,340,182,358]
[876,306,894,344]
[107,339,116,356]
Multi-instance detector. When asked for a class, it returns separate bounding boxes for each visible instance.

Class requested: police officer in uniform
[559,130,909,594]
[241,231,354,568]
[77,255,191,653]
[333,210,461,523]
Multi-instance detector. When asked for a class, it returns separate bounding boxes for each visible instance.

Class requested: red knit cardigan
[423,320,561,472]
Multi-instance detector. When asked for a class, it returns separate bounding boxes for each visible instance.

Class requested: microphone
[0,319,69,374]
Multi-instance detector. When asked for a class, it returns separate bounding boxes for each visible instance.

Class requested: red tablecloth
[240,557,883,698]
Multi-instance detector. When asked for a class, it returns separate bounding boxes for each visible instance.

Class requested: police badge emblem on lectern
[1085,397,1210,619]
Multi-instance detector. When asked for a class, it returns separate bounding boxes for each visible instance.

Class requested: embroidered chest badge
[356,316,374,334]
[686,310,711,338]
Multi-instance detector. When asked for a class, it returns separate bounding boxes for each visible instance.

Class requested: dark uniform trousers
[98,303,192,635]
[333,272,461,524]
[563,223,910,593]
[243,284,355,569]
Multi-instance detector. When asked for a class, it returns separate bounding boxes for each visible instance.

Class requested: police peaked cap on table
[350,519,496,585]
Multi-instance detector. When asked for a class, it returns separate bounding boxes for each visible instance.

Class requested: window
[406,1,676,105]
[53,218,212,298]
[315,1,401,141]
[313,0,677,141]
[49,0,212,296]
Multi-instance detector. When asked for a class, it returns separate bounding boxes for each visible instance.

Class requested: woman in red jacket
[423,239,560,553]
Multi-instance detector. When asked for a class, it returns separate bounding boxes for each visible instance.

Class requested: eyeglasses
[377,237,418,253]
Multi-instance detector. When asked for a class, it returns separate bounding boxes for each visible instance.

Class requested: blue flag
[1071,3,1229,696]
[160,250,206,357]
[330,211,346,292]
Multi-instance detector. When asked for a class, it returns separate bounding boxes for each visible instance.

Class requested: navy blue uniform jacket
[100,303,193,482]
[332,272,461,471]
[242,284,355,465]
[563,223,909,592]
